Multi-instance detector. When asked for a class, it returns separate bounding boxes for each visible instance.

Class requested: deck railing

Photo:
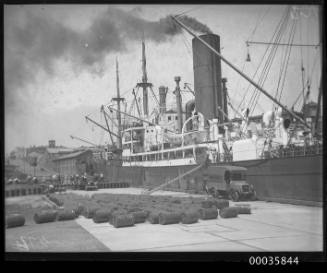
[267,143,323,159]
[123,145,204,163]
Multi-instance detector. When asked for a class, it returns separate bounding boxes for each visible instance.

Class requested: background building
[52,150,94,178]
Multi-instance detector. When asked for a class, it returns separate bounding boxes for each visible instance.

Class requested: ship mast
[111,58,124,149]
[171,15,311,130]
[136,37,154,119]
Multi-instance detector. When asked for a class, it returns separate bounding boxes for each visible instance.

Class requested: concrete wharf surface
[72,188,323,252]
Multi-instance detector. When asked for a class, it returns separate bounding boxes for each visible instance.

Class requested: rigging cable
[270,15,296,108]
[237,6,283,111]
[231,7,271,109]
[248,6,272,42]
[236,6,290,113]
[277,20,297,103]
[250,6,294,113]
[239,12,289,135]
[308,46,320,84]
[247,7,291,116]
[299,15,306,106]
[274,17,294,101]
[252,19,295,115]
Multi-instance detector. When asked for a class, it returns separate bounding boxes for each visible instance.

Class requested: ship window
[124,132,131,142]
[185,149,193,157]
[168,116,171,121]
[123,144,130,149]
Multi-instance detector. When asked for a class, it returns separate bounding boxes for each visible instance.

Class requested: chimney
[221,78,228,122]
[159,86,168,114]
[192,34,223,123]
[174,76,183,133]
[49,140,56,148]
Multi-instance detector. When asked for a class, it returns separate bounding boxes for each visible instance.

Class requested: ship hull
[97,154,323,206]
[231,154,323,206]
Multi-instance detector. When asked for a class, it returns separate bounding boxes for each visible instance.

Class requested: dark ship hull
[232,154,323,206]
[96,152,322,206]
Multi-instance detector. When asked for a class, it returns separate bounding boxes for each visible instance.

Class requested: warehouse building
[52,150,94,178]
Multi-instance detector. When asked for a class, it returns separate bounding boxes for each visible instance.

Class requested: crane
[70,135,98,147]
[101,105,115,145]
[85,115,120,139]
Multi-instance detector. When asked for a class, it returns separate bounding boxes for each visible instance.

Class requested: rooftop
[52,150,92,161]
[47,147,75,154]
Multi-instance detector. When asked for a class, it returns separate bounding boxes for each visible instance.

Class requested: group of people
[6,176,39,185]
[68,173,104,187]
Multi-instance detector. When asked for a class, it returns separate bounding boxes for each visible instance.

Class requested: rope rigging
[246,6,320,117]
[299,16,306,105]
[236,6,290,113]
[246,6,292,116]
[274,18,296,103]
[277,20,297,104]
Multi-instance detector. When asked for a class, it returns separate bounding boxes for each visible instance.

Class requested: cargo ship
[83,10,322,206]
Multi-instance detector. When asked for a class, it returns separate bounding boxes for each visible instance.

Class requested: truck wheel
[230,190,240,202]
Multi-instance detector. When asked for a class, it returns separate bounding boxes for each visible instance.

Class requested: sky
[4,4,321,153]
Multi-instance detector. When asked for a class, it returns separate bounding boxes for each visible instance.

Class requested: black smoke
[5,6,212,97]
[4,6,212,151]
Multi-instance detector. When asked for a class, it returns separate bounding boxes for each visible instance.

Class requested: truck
[204,165,257,201]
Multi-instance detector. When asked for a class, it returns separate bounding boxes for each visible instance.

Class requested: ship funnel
[192,34,225,125]
[173,76,183,132]
[159,86,168,114]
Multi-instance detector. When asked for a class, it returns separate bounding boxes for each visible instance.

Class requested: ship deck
[6,188,322,252]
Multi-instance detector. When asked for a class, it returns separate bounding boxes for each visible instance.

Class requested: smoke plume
[5,7,212,95]
[5,6,212,152]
